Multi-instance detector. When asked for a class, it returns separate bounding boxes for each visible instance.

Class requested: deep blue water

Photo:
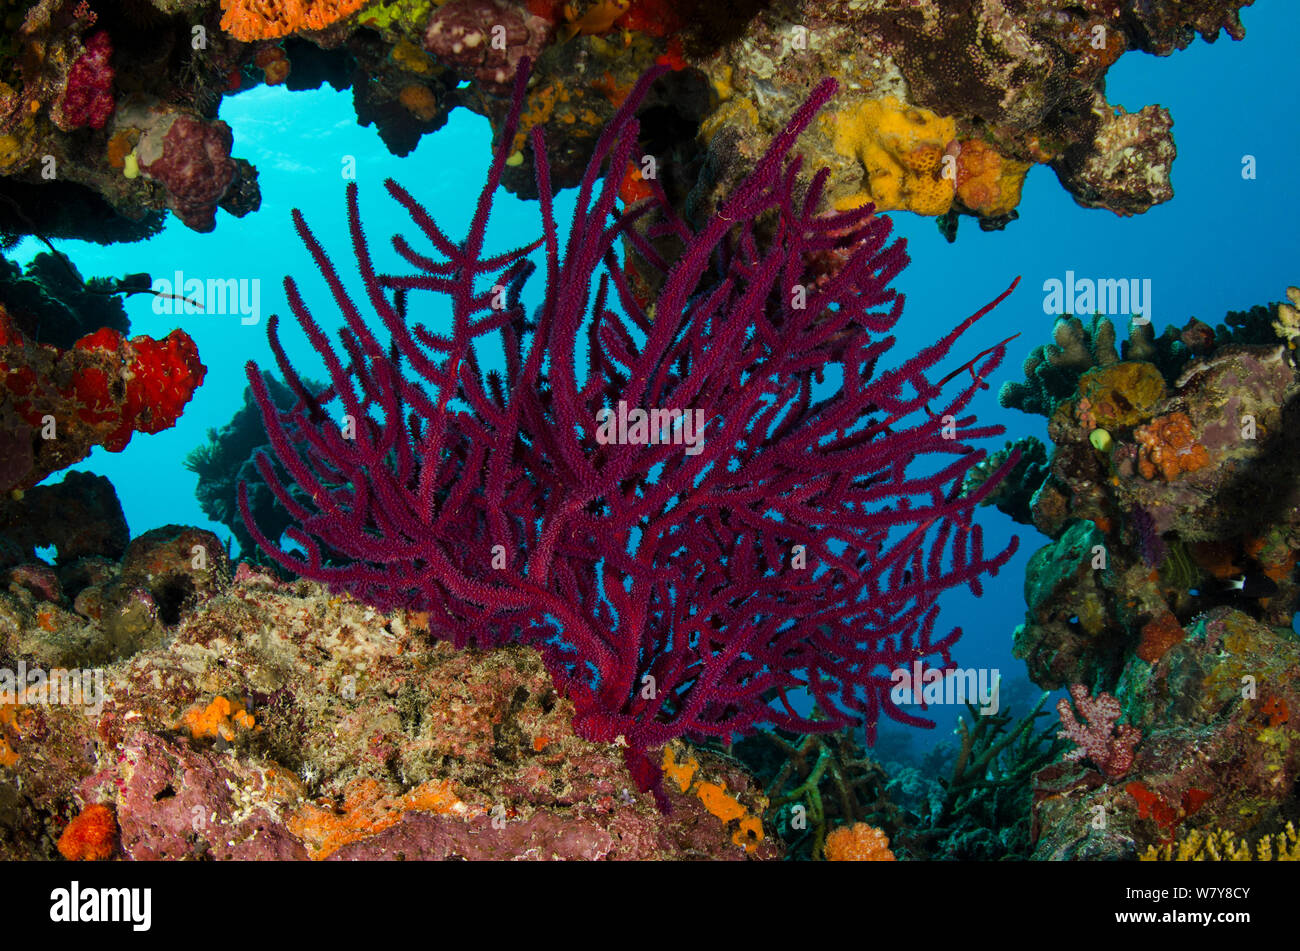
[14,2,1299,745]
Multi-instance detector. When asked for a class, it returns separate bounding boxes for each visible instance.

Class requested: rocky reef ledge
[1,533,777,860]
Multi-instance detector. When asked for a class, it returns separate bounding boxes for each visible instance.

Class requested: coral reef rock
[0,0,1260,241]
[0,546,780,860]
[1032,608,1300,860]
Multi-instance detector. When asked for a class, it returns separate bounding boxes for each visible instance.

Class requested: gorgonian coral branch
[241,61,1020,794]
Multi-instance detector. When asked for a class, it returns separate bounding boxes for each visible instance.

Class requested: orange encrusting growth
[827,97,957,216]
[0,693,39,768]
[220,0,303,40]
[527,0,565,20]
[57,803,118,861]
[825,822,896,861]
[510,81,568,155]
[591,71,632,107]
[300,0,367,30]
[1127,782,1213,841]
[1137,612,1184,664]
[954,139,1030,218]
[662,741,698,792]
[0,708,19,768]
[106,128,138,169]
[1244,534,1296,583]
[182,696,260,741]
[219,0,366,42]
[1260,694,1290,729]
[619,0,684,37]
[661,742,765,853]
[655,36,688,71]
[827,98,1030,218]
[254,44,291,85]
[563,0,631,35]
[618,161,652,205]
[398,84,440,122]
[1135,412,1210,481]
[287,777,470,860]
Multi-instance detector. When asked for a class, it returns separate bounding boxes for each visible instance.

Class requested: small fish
[1221,573,1279,599]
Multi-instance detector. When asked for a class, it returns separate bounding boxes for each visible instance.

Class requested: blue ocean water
[13,3,1298,742]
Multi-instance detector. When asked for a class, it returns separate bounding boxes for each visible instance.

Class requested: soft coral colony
[241,61,1020,795]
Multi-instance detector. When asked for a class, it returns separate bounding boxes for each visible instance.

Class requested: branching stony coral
[1271,286,1300,347]
[737,724,896,861]
[1003,291,1299,420]
[998,314,1119,416]
[1141,822,1300,861]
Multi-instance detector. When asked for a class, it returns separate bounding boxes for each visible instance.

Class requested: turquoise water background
[13,3,1299,733]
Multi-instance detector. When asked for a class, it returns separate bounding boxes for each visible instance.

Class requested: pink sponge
[139,115,238,233]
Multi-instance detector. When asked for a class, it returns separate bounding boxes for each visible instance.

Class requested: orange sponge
[220,0,366,42]
[825,822,896,861]
[182,696,259,741]
[58,803,118,861]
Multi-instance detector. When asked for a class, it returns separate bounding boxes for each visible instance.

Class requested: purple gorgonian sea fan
[240,62,1021,798]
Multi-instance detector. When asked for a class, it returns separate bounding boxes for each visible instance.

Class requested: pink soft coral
[57,31,115,131]
[1057,684,1140,779]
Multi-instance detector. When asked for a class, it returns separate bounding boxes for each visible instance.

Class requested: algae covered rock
[120,525,228,625]
[1111,345,1300,543]
[0,564,780,861]
[962,436,1049,526]
[1014,519,1125,689]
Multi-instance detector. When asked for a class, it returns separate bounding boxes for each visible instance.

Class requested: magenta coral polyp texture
[55,29,115,131]
[240,63,1020,790]
[1056,684,1141,780]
